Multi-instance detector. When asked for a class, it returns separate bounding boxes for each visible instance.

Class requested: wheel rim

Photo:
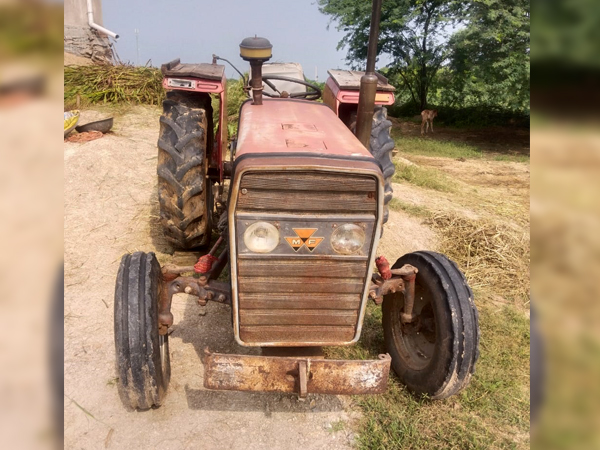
[393,281,437,370]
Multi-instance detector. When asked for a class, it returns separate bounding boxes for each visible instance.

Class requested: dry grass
[64,64,250,139]
[64,64,164,109]
[428,212,530,305]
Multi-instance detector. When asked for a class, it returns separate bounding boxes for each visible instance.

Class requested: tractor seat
[256,62,307,96]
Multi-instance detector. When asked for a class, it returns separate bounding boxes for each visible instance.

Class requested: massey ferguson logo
[285,228,324,252]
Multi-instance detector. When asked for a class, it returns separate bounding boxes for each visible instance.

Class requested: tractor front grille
[233,171,380,346]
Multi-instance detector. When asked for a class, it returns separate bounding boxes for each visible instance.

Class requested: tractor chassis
[154,244,419,398]
[157,247,419,337]
[158,236,230,335]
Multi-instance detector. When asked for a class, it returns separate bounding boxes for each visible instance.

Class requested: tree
[318,0,459,110]
[442,0,530,110]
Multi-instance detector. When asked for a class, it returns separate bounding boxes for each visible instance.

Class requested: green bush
[388,101,530,128]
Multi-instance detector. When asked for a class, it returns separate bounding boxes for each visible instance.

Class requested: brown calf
[421,109,438,135]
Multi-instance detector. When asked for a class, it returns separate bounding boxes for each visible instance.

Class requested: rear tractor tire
[370,106,396,224]
[157,91,213,250]
[350,106,395,224]
[382,251,480,399]
[114,252,170,410]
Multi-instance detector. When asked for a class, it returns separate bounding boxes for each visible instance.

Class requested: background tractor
[114,0,479,410]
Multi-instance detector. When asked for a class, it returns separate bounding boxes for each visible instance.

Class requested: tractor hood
[235,98,374,160]
[228,98,386,348]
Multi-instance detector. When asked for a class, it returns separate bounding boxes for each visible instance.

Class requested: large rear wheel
[350,106,395,224]
[114,252,170,410]
[157,91,213,250]
[370,106,395,224]
[382,251,480,399]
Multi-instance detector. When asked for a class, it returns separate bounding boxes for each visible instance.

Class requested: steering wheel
[261,75,322,101]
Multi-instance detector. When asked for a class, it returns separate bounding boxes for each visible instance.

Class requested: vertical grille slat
[235,171,378,345]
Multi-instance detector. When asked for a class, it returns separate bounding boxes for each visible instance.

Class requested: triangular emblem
[285,228,324,252]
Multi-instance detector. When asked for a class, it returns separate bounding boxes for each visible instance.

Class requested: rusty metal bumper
[203,350,391,398]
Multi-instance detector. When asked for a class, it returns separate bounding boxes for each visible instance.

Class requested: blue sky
[102,0,354,81]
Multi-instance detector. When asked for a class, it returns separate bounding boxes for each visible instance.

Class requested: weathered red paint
[236,99,374,159]
[375,255,392,280]
[194,254,218,274]
[324,76,395,117]
[194,236,224,274]
[162,76,224,94]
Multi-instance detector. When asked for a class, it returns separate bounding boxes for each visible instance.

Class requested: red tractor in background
[114,0,479,410]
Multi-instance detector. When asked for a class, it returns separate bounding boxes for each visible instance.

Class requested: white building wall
[64,0,113,64]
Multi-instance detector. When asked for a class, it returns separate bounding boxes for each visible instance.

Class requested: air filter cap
[240,36,272,61]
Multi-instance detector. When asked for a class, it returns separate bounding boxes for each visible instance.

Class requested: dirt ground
[64,105,528,449]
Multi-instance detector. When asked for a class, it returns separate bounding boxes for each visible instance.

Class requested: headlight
[331,223,366,255]
[243,221,280,253]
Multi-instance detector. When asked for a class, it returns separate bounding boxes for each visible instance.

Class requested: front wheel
[114,252,170,410]
[382,251,480,399]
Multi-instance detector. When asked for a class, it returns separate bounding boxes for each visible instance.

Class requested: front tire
[114,252,170,410]
[382,251,480,399]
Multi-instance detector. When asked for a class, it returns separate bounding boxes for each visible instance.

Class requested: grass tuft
[394,136,483,159]
[393,163,456,192]
[329,420,346,433]
[493,154,530,163]
[388,198,431,217]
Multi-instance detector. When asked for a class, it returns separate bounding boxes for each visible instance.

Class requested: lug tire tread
[157,91,213,249]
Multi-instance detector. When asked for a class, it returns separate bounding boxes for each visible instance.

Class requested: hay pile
[64,64,164,108]
[428,212,530,303]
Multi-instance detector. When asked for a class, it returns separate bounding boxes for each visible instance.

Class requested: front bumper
[203,349,391,398]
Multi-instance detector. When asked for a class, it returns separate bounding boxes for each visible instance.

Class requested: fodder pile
[64,64,164,108]
[428,212,530,304]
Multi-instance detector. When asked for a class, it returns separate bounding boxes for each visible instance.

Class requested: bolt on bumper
[203,349,391,398]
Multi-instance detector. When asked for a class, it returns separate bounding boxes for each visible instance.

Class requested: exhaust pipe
[239,36,273,106]
[86,0,119,40]
[355,0,383,148]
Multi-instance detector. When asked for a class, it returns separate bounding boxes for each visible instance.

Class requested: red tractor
[114,0,479,410]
